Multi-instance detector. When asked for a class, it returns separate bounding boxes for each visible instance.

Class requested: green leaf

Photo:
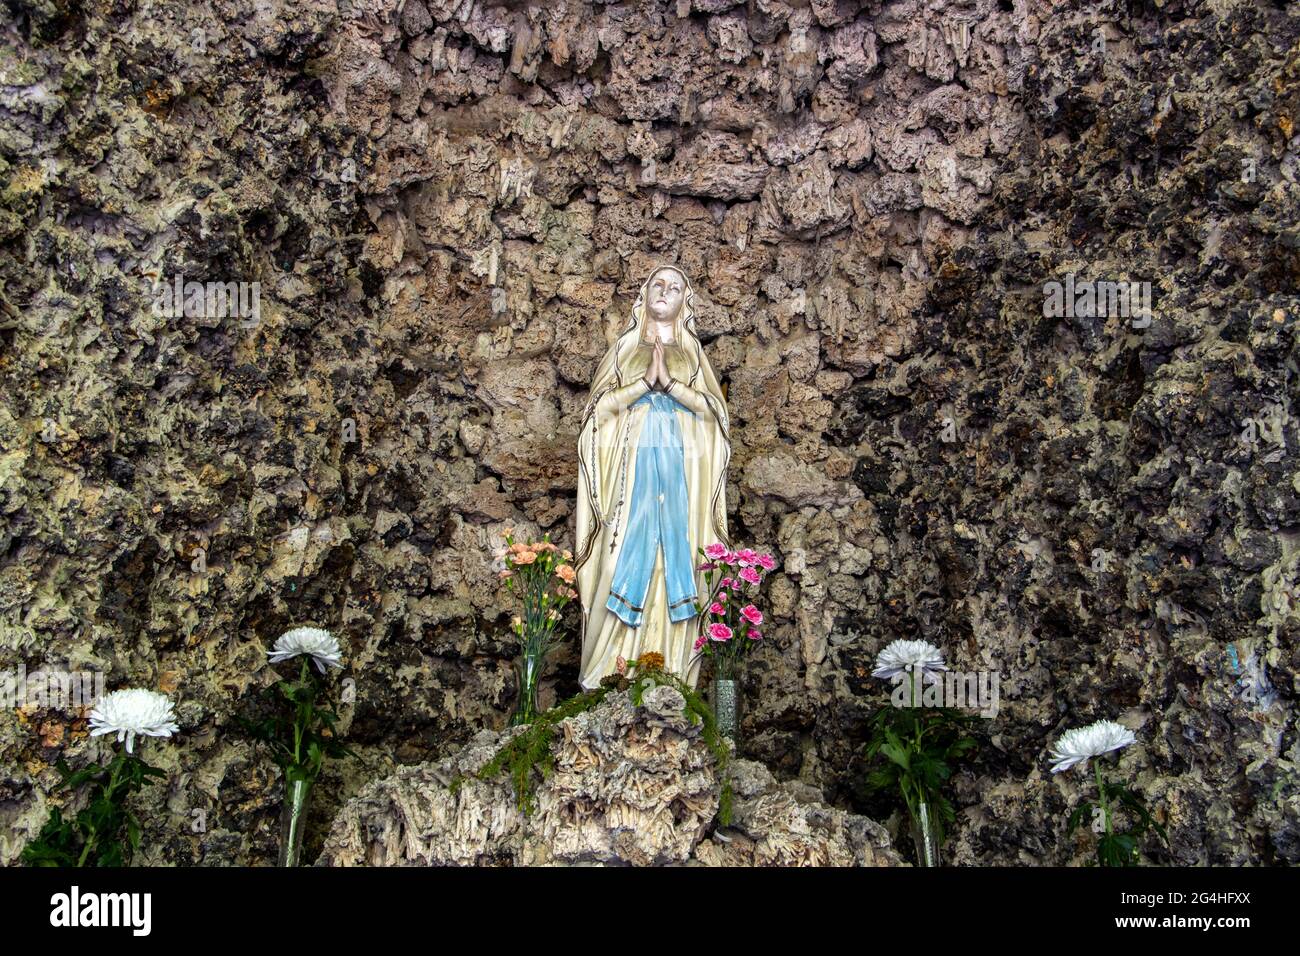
[60,768,99,790]
[879,741,910,770]
[1067,801,1093,835]
[947,736,978,757]
[864,767,898,791]
[1104,781,1169,847]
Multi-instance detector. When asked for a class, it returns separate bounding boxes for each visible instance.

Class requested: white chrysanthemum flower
[1049,719,1136,773]
[872,639,947,680]
[268,626,342,673]
[88,689,179,754]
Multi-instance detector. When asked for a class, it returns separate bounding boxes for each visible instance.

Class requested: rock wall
[0,0,1295,865]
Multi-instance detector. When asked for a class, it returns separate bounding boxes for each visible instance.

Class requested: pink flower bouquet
[691,542,777,680]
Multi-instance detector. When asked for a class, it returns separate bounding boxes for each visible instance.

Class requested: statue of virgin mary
[574,265,731,690]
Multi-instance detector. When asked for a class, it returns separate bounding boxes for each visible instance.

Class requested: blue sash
[604,391,699,627]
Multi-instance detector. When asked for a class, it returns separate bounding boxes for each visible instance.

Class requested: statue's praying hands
[653,339,670,388]
[643,337,670,390]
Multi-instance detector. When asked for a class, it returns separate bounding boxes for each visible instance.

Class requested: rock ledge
[317,685,901,866]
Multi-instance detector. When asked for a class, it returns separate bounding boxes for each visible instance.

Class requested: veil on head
[581,264,727,436]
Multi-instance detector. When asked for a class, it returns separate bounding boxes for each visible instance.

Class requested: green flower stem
[1095,760,1112,842]
[293,657,309,769]
[909,671,927,771]
[76,752,124,866]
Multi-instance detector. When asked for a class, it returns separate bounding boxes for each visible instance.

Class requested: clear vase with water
[278,776,313,867]
[910,799,941,867]
[510,654,542,727]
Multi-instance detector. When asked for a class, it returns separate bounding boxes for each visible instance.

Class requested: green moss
[448,666,734,826]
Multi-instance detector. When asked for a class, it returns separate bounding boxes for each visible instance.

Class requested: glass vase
[509,654,542,727]
[709,676,741,745]
[910,799,941,867]
[277,776,313,867]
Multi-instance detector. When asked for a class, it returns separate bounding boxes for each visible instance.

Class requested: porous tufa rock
[316,687,900,867]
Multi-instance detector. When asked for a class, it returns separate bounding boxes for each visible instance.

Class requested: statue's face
[645,268,685,324]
